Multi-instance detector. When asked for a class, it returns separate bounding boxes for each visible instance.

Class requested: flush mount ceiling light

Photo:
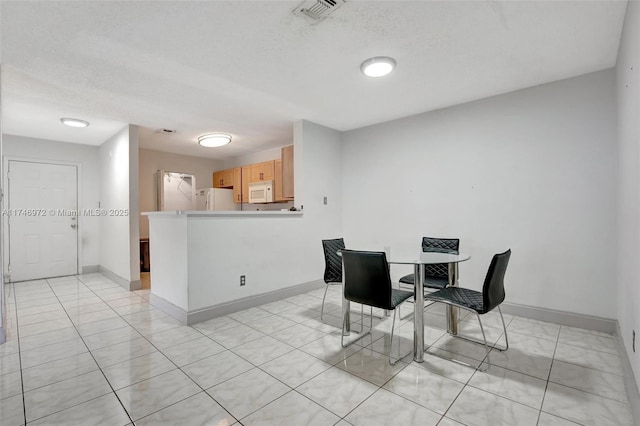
[60,118,90,128]
[360,56,397,77]
[198,133,232,148]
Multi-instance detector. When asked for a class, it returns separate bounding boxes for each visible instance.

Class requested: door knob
[70,223,77,229]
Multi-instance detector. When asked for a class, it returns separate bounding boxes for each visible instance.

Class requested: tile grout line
[199,292,388,423]
[29,276,136,425]
[76,276,236,425]
[541,325,632,418]
[334,311,452,424]
[8,281,29,426]
[7,276,630,425]
[455,320,562,413]
[228,319,353,422]
[80,277,314,424]
[436,317,495,424]
[128,291,344,423]
[4,281,520,425]
[535,324,562,426]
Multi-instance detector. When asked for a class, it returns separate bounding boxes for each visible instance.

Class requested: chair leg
[389,306,413,365]
[476,313,491,371]
[497,306,509,351]
[341,303,372,348]
[320,285,329,323]
[341,309,347,347]
[446,307,508,352]
[389,308,398,365]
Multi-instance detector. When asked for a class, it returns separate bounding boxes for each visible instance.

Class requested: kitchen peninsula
[143,209,323,325]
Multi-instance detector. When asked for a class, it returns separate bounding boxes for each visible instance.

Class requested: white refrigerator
[196,188,239,211]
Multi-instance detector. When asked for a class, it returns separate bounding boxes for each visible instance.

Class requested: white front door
[7,161,78,281]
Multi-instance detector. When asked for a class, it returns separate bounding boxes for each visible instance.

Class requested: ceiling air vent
[293,0,346,21]
[155,128,177,135]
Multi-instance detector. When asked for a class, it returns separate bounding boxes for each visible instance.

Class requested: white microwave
[249,180,273,203]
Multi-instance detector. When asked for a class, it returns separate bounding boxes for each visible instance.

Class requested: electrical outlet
[633,330,636,353]
[323,196,327,205]
[240,275,246,286]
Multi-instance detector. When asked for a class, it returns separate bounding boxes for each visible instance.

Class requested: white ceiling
[0,1,628,160]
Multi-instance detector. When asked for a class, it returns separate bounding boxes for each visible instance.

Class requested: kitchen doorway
[6,160,79,281]
[140,237,150,289]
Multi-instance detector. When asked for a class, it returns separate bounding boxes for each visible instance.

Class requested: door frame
[2,156,83,282]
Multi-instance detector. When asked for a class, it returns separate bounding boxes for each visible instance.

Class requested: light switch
[323,196,327,205]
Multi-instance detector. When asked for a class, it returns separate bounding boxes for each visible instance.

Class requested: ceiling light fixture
[198,133,232,148]
[360,56,397,77]
[60,118,90,128]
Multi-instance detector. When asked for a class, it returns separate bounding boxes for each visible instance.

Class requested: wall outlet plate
[240,275,246,286]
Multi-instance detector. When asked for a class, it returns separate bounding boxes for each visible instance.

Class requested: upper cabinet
[250,160,275,183]
[213,168,234,188]
[232,167,242,203]
[275,145,294,202]
[213,145,293,204]
[232,166,250,204]
[281,145,294,199]
[275,159,284,202]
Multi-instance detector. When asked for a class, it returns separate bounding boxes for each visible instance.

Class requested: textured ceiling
[0,1,628,159]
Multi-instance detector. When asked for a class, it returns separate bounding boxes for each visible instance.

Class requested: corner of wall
[98,125,135,281]
[128,125,140,283]
[615,0,640,396]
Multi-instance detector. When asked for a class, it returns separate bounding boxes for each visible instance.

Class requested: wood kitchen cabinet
[232,166,250,203]
[274,145,295,202]
[249,160,274,183]
[215,147,292,204]
[232,167,242,203]
[275,158,294,202]
[274,159,284,202]
[213,168,234,188]
[241,166,250,202]
[281,145,294,199]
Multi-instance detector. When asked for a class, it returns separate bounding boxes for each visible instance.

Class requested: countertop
[142,210,304,218]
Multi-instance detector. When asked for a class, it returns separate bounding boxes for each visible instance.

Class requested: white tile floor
[0,273,635,425]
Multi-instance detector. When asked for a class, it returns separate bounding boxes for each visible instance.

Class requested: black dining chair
[340,249,413,364]
[425,249,511,370]
[399,236,460,292]
[321,238,345,323]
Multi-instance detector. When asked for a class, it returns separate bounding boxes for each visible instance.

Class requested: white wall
[183,121,342,310]
[2,134,101,268]
[150,216,189,310]
[138,149,224,238]
[99,125,139,282]
[128,127,140,284]
[0,72,4,343]
[342,70,617,319]
[223,146,283,169]
[616,0,640,391]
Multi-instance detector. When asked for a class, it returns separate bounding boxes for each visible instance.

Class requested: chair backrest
[341,250,393,310]
[482,249,511,313]
[422,237,460,278]
[322,238,345,284]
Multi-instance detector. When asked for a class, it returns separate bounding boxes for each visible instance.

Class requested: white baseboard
[149,293,188,324]
[500,302,616,334]
[81,265,100,274]
[98,266,141,291]
[149,279,325,326]
[616,322,640,425]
